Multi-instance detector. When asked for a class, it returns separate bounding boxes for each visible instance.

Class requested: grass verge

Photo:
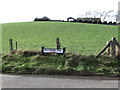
[1,50,119,76]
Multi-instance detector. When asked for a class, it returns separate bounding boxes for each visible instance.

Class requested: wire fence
[2,43,102,56]
[64,46,101,55]
[2,38,105,56]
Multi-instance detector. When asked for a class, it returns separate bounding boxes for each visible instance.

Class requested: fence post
[111,41,116,57]
[56,37,60,49]
[9,39,13,53]
[113,37,120,47]
[41,47,45,56]
[15,41,18,50]
[63,47,66,54]
[96,40,112,58]
[106,41,110,55]
[113,37,120,55]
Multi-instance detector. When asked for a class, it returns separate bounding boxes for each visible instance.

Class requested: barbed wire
[2,42,102,55]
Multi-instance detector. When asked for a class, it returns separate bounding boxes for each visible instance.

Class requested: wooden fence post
[56,37,60,49]
[111,39,116,57]
[9,39,13,53]
[15,41,18,50]
[113,37,120,47]
[112,37,120,56]
[106,41,110,55]
[41,47,45,56]
[63,47,66,54]
[96,40,112,58]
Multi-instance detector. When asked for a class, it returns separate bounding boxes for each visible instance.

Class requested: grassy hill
[0,24,2,53]
[2,21,118,55]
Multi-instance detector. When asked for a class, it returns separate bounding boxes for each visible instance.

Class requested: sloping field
[0,24,2,54]
[2,21,118,55]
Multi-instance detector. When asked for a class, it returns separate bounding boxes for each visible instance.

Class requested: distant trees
[102,10,113,22]
[85,11,91,18]
[34,16,51,21]
[34,11,117,25]
[77,9,118,25]
[79,10,115,22]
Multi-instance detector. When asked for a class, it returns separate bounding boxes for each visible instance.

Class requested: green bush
[44,68,59,75]
[16,66,28,74]
[103,21,107,24]
[82,20,88,23]
[77,19,82,22]
[97,21,102,24]
[66,57,79,67]
[36,68,45,74]
[113,22,116,25]
[88,20,92,23]
[2,65,14,73]
[108,21,113,25]
[78,70,95,76]
[92,21,97,24]
[64,68,75,75]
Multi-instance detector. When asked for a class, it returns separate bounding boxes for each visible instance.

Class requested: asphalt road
[1,74,119,88]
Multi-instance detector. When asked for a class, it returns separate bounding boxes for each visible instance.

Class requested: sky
[0,0,119,23]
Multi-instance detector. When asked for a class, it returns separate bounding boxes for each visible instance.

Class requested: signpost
[41,47,66,56]
[41,38,66,56]
[43,48,63,53]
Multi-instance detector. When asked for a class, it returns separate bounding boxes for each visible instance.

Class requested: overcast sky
[0,0,119,23]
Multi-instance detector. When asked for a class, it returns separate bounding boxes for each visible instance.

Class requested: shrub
[66,57,79,67]
[64,68,75,75]
[82,20,88,23]
[97,21,102,24]
[108,21,113,25]
[92,20,97,24]
[103,21,107,24]
[44,68,59,75]
[36,68,45,74]
[2,65,14,73]
[88,20,92,23]
[101,68,111,76]
[77,19,82,22]
[34,18,38,21]
[78,70,95,76]
[22,50,39,57]
[116,52,120,60]
[113,22,117,25]
[73,19,77,22]
[16,66,28,74]
[34,16,51,21]
[80,55,99,66]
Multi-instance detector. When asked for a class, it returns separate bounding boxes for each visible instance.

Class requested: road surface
[1,74,119,88]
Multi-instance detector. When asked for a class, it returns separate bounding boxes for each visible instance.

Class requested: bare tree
[115,11,119,22]
[85,11,91,18]
[109,12,118,22]
[95,10,113,22]
[97,11,106,19]
[79,10,114,22]
[93,10,100,18]
[102,10,113,21]
[103,11,118,23]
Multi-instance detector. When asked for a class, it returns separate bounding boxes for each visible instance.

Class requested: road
[1,74,119,88]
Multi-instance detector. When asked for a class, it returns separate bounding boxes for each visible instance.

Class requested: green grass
[118,25,120,42]
[2,21,118,55]
[0,24,2,53]
[2,52,119,76]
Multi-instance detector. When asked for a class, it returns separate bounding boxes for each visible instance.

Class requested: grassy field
[0,24,2,53]
[2,21,118,55]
